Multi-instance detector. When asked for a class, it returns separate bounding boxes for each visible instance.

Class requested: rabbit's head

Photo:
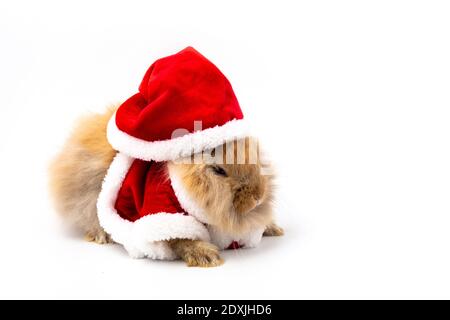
[168,137,274,235]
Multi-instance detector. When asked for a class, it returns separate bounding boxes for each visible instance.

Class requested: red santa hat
[107,46,248,161]
[97,47,259,260]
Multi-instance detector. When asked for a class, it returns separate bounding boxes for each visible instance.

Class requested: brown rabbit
[49,106,283,267]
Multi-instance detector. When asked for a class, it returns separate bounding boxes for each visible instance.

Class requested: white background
[1,0,450,299]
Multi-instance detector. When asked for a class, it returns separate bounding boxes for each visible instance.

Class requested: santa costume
[97,47,264,260]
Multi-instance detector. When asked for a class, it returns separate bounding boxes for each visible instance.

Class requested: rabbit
[49,106,283,267]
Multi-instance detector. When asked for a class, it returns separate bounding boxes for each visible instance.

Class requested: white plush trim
[207,225,265,250]
[96,153,210,260]
[107,114,250,161]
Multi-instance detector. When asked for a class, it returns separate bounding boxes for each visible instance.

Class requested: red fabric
[115,46,243,142]
[114,160,185,221]
[227,241,242,250]
[114,159,243,250]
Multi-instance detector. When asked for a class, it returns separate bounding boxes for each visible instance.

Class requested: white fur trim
[96,153,210,260]
[107,114,250,161]
[207,225,265,250]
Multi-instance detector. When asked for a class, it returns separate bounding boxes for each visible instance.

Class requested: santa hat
[107,46,249,161]
[97,47,255,260]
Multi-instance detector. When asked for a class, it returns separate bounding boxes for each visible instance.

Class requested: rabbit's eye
[211,165,227,177]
